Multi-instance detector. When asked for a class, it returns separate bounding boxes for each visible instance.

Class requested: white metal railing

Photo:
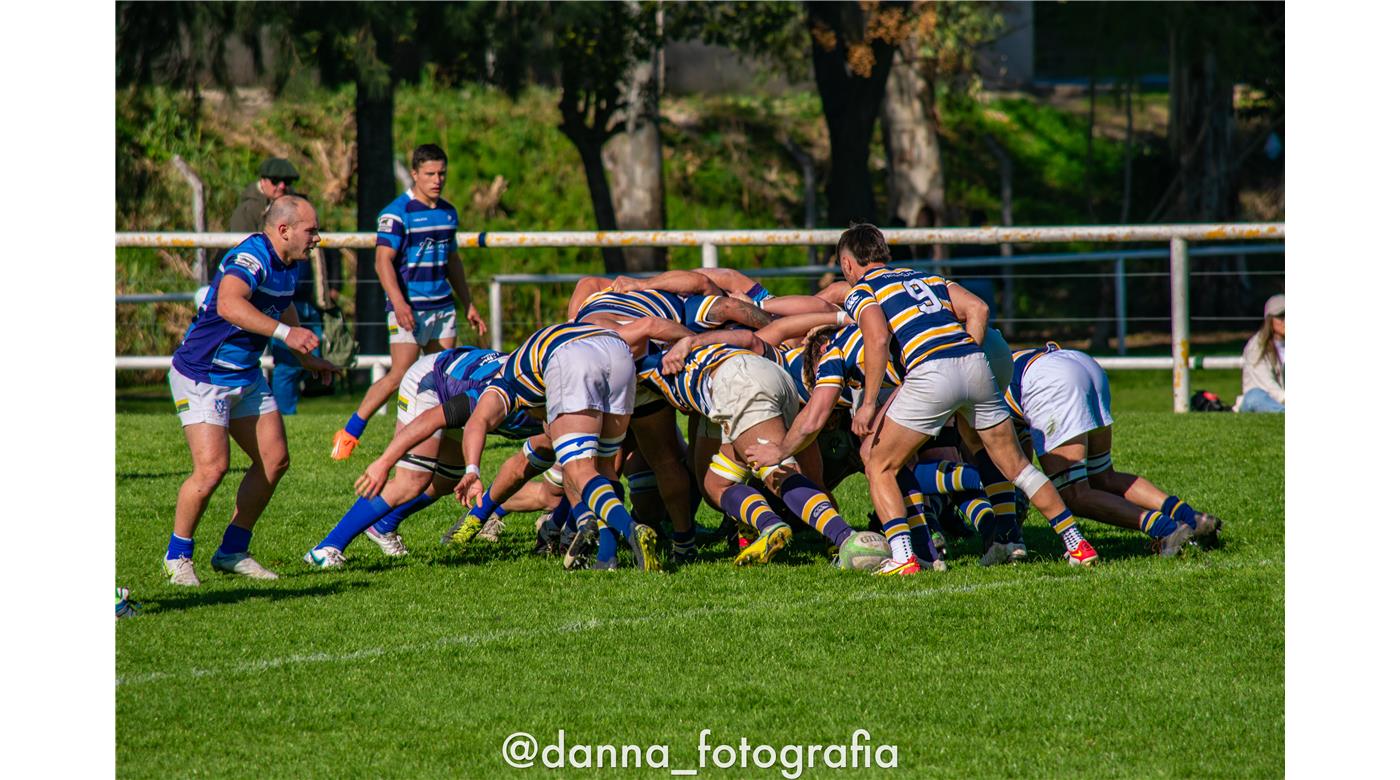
[115,223,1284,412]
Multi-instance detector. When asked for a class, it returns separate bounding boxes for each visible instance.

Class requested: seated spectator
[1239,294,1284,413]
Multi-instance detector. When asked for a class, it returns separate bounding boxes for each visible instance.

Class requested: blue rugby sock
[166,533,194,561]
[1161,496,1199,529]
[217,524,252,556]
[343,413,368,439]
[779,473,851,547]
[468,485,505,522]
[673,525,696,556]
[1139,510,1180,539]
[583,476,635,562]
[320,496,391,551]
[372,491,440,534]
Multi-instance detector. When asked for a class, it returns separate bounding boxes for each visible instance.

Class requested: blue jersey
[377,191,459,312]
[485,324,618,412]
[843,267,980,374]
[814,324,904,409]
[635,342,746,416]
[1004,342,1061,421]
[428,347,542,439]
[172,233,297,386]
[574,289,726,331]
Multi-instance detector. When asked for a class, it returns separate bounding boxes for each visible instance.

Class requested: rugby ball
[837,531,892,571]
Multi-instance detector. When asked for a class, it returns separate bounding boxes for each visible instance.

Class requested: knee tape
[754,457,798,482]
[435,462,466,481]
[396,452,438,473]
[708,452,750,484]
[1012,464,1051,497]
[596,434,625,458]
[627,469,658,493]
[1048,462,1088,491]
[522,439,557,472]
[553,432,600,466]
[1086,452,1112,476]
[544,465,565,488]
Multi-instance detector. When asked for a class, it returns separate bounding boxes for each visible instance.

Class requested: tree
[550,1,670,272]
[806,1,904,228]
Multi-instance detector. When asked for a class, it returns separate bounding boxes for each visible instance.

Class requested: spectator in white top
[1239,294,1284,413]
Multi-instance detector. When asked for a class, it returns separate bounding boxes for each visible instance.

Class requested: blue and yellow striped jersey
[427,347,542,439]
[815,324,905,409]
[574,289,726,331]
[635,342,747,416]
[1004,342,1060,421]
[842,267,980,374]
[484,324,619,411]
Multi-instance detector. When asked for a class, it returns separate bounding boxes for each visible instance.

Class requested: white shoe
[163,556,201,587]
[304,547,347,569]
[210,550,279,580]
[364,526,408,557]
[478,516,506,543]
[980,542,1011,567]
[1006,542,1028,562]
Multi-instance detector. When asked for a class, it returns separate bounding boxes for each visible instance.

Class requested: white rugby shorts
[706,353,800,444]
[388,307,457,347]
[396,354,444,438]
[884,352,1009,438]
[168,367,277,427]
[1020,349,1114,454]
[542,333,636,423]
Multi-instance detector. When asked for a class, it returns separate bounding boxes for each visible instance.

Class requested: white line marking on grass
[117,558,1274,687]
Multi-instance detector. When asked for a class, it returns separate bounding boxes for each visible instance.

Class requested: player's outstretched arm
[614,270,722,297]
[354,405,449,497]
[746,385,842,467]
[853,305,891,436]
[455,389,510,505]
[754,311,847,347]
[616,316,697,357]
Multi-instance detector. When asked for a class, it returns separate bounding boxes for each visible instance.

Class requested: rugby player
[1004,343,1222,556]
[164,196,339,585]
[627,322,861,567]
[305,346,549,567]
[332,144,488,460]
[829,224,1097,574]
[455,322,664,570]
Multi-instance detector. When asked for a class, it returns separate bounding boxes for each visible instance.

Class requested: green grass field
[115,371,1282,778]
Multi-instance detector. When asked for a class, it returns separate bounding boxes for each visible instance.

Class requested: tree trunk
[568,131,627,274]
[602,55,667,273]
[355,81,395,356]
[1169,26,1238,325]
[809,1,897,229]
[881,39,945,257]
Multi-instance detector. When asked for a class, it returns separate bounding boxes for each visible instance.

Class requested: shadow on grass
[142,579,373,613]
[118,466,249,481]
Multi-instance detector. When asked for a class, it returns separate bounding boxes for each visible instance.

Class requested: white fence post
[371,359,388,416]
[1115,257,1127,355]
[701,242,718,268]
[1170,237,1191,413]
[489,279,503,352]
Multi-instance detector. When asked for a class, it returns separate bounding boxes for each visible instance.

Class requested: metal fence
[115,223,1284,412]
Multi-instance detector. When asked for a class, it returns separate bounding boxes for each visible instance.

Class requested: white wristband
[464,464,480,477]
[272,323,292,342]
[835,310,850,326]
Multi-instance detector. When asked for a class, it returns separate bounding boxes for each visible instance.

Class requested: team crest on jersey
[378,215,396,233]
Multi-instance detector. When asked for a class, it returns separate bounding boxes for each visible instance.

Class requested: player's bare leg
[975,418,1098,565]
[1084,426,1221,545]
[334,341,421,460]
[173,423,231,541]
